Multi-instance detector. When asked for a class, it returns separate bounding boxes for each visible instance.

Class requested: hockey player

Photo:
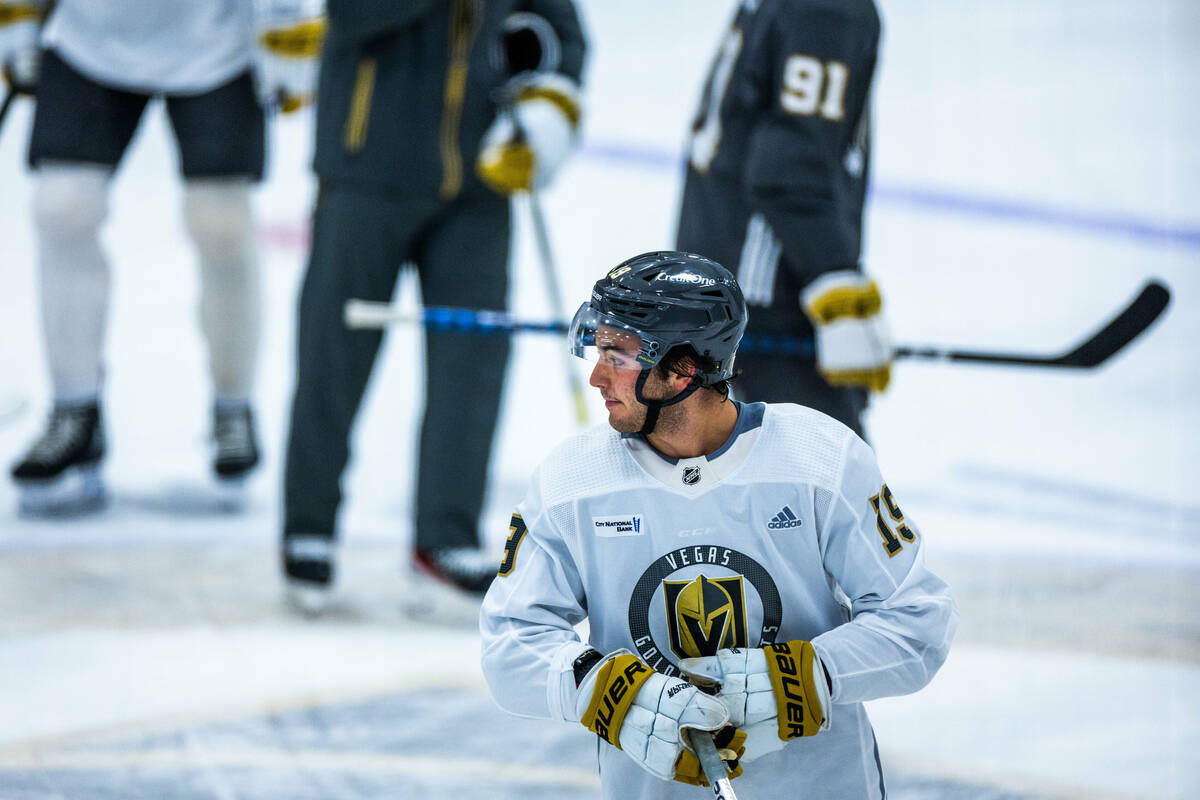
[676,0,886,438]
[280,1,587,613]
[481,251,957,798]
[2,0,323,513]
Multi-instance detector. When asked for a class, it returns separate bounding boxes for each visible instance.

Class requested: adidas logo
[767,506,803,530]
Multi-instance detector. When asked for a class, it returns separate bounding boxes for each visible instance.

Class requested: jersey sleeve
[741,0,879,282]
[809,434,959,705]
[480,475,592,723]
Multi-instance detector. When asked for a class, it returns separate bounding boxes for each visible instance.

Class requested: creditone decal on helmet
[569,251,748,386]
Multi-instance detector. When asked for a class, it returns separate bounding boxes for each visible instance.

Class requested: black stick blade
[895,280,1171,369]
[1057,280,1170,367]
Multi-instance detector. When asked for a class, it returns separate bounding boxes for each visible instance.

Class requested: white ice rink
[1,1,1198,798]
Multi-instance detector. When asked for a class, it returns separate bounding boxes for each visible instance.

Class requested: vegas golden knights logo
[663,574,747,658]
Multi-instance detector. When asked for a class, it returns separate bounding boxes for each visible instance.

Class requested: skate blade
[212,476,249,512]
[285,579,333,618]
[16,465,106,517]
[401,567,485,628]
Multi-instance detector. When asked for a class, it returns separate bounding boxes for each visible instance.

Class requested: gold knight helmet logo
[663,574,747,658]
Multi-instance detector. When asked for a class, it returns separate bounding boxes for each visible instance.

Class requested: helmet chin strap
[635,370,701,437]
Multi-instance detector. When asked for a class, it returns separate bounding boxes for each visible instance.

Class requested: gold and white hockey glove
[575,649,746,786]
[255,0,326,113]
[802,269,893,392]
[0,1,42,94]
[477,73,581,195]
[680,640,831,763]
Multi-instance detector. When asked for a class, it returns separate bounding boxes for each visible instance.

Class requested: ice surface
[0,1,1197,798]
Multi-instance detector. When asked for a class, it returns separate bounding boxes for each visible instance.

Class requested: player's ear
[671,361,697,390]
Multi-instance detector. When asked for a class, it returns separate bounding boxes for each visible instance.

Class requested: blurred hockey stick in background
[525,188,589,425]
[895,279,1170,368]
[0,87,14,130]
[685,729,740,800]
[346,279,1170,370]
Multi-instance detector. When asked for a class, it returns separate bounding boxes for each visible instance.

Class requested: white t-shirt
[42,0,254,95]
[481,402,958,800]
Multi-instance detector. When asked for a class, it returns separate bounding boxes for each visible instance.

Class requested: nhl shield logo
[682,466,702,486]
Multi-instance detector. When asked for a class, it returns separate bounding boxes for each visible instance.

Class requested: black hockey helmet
[568,251,747,386]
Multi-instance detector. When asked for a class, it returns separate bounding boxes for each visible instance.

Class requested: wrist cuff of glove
[763,640,831,740]
[258,16,327,59]
[504,72,582,128]
[0,4,41,24]
[573,648,604,687]
[801,269,882,325]
[577,651,654,749]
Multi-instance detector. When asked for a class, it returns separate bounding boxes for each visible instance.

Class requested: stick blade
[1059,280,1171,367]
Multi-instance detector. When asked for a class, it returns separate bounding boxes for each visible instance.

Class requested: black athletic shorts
[28,49,265,180]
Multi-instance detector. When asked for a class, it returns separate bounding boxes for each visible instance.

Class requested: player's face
[588,326,663,433]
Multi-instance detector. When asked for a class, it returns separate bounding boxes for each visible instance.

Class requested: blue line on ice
[580,140,1200,251]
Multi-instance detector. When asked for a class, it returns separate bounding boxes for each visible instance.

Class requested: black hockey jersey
[676,0,880,332]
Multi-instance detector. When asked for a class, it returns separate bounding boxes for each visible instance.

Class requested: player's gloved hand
[255,0,325,113]
[0,2,41,95]
[477,73,581,195]
[575,649,746,785]
[680,640,831,763]
[801,269,893,392]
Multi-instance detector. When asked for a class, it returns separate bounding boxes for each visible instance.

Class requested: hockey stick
[894,279,1170,368]
[346,279,1170,370]
[0,87,15,131]
[525,189,589,425]
[685,730,740,800]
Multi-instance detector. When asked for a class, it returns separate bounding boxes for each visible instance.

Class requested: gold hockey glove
[255,2,326,113]
[680,640,831,763]
[477,74,581,195]
[575,650,744,784]
[802,269,893,392]
[0,2,42,94]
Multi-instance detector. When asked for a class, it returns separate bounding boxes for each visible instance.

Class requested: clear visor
[568,303,664,371]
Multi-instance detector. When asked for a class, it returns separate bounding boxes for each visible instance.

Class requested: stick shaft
[525,190,590,425]
[687,731,740,800]
[344,279,1170,370]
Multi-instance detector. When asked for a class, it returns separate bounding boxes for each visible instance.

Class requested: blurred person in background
[676,0,887,438]
[280,0,587,615]
[0,0,323,514]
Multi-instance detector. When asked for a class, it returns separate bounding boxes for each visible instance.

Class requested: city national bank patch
[593,514,645,537]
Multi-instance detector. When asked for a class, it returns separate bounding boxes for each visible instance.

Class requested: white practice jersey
[481,402,958,800]
[42,0,254,95]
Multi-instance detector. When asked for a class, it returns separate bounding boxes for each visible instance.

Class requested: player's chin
[605,408,641,435]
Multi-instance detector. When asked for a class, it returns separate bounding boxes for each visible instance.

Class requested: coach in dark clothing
[282,0,587,610]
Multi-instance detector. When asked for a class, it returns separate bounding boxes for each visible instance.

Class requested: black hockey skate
[407,546,499,625]
[11,402,106,516]
[413,547,498,595]
[212,404,260,508]
[283,534,334,617]
[213,404,260,479]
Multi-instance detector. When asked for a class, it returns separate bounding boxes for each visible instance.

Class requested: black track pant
[283,183,510,553]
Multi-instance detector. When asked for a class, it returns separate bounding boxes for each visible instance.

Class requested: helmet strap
[635,369,702,437]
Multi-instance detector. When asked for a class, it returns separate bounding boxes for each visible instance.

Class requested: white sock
[183,178,262,401]
[33,163,114,400]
